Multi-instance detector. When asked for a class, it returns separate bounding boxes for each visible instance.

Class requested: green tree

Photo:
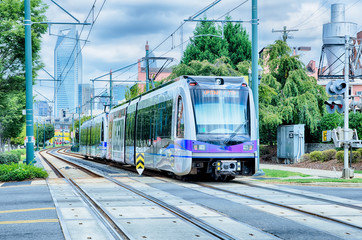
[0,92,25,151]
[223,21,251,68]
[35,124,54,146]
[259,40,328,144]
[182,17,251,67]
[125,84,143,101]
[182,19,229,65]
[168,57,240,80]
[0,0,47,150]
[70,115,91,144]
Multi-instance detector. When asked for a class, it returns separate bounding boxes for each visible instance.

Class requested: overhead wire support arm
[35,22,92,26]
[51,0,80,23]
[184,19,250,23]
[92,62,139,81]
[188,0,222,20]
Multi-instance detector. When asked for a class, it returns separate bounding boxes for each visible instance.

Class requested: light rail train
[80,76,258,180]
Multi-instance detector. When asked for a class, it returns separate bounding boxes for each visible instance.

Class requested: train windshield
[191,89,250,139]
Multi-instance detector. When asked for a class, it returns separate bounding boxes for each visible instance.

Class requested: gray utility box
[277,124,305,163]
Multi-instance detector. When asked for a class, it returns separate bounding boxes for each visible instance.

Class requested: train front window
[191,89,249,136]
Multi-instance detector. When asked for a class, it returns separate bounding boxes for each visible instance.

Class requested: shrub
[10,149,25,161]
[0,152,20,164]
[301,153,311,162]
[336,150,360,163]
[357,149,362,162]
[0,163,48,181]
[321,149,336,162]
[310,151,324,162]
[336,151,344,163]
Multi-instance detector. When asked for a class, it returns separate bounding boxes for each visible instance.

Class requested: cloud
[36,0,362,103]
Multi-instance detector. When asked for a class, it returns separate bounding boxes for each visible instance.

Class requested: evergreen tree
[182,20,229,65]
[182,17,251,67]
[259,40,328,144]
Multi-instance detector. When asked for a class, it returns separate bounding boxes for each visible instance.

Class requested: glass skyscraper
[54,27,82,117]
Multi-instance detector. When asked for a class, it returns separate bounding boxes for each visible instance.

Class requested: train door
[125,104,137,165]
[112,117,125,163]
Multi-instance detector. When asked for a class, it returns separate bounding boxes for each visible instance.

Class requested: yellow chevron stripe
[136,163,144,169]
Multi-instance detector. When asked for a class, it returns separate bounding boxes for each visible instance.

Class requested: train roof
[111,75,248,109]
[82,75,248,123]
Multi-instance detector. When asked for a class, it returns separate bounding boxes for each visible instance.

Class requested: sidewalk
[0,152,64,240]
[260,163,362,179]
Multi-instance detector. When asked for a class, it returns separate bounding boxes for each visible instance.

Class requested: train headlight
[243,144,254,151]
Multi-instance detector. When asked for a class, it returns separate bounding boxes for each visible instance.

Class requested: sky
[35,0,362,105]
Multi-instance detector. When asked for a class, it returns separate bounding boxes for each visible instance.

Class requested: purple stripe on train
[168,139,257,153]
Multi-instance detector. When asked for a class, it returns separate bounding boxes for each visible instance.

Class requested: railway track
[39,149,130,240]
[51,147,362,239]
[195,182,362,231]
[43,148,273,239]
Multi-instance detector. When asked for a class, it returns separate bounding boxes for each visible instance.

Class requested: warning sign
[322,130,332,142]
[136,153,145,175]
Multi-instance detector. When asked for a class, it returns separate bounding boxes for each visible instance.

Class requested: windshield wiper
[223,122,248,146]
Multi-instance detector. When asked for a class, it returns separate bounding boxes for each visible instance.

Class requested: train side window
[101,121,104,142]
[176,96,184,138]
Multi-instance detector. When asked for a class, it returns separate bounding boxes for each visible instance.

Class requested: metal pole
[110,69,113,109]
[145,42,150,91]
[43,121,45,149]
[36,121,39,151]
[72,113,74,146]
[62,129,64,146]
[342,35,353,179]
[252,0,263,176]
[24,0,34,164]
[78,105,81,148]
[91,94,93,119]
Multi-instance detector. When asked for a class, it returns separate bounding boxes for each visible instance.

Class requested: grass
[0,163,48,182]
[261,169,310,178]
[261,178,362,184]
[354,170,362,174]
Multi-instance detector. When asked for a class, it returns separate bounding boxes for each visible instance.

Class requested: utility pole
[252,0,264,176]
[36,121,39,151]
[91,94,93,119]
[78,105,81,148]
[72,113,75,146]
[145,41,150,91]
[43,121,46,149]
[110,69,113,109]
[24,0,34,164]
[342,35,353,179]
[272,26,298,42]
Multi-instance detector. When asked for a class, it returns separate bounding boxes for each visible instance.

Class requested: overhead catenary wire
[56,1,96,86]
[57,0,107,90]
[90,0,251,100]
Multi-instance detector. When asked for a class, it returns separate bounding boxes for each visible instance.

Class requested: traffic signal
[325,98,336,114]
[62,110,66,118]
[325,96,345,114]
[326,80,347,95]
[349,99,358,112]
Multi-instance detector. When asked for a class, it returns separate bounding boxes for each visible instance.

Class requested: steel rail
[55,148,236,240]
[39,149,130,240]
[196,182,362,231]
[60,148,362,211]
[234,180,362,211]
